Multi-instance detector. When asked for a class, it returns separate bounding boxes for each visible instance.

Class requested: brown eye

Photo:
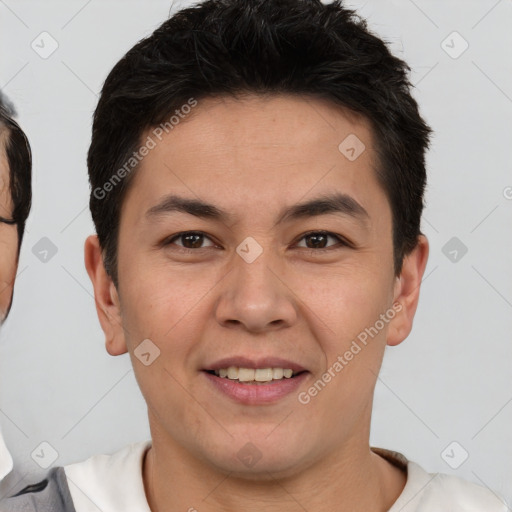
[296,231,347,250]
[165,231,216,250]
[304,232,329,249]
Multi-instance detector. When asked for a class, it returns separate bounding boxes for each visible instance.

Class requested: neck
[142,430,406,512]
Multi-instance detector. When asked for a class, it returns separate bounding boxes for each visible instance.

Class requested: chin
[214,453,307,481]
[202,431,313,480]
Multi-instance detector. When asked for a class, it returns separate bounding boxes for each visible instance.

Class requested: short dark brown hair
[88,0,432,286]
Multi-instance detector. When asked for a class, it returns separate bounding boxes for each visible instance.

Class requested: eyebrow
[145,192,369,227]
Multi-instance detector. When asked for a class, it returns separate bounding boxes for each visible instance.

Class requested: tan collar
[370,446,408,472]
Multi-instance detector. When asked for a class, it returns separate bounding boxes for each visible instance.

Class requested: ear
[387,235,429,347]
[84,234,127,356]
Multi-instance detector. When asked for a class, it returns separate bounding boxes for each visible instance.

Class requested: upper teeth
[214,367,295,382]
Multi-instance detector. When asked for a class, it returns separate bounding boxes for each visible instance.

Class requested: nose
[214,244,298,333]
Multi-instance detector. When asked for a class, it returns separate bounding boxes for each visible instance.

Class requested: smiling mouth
[204,367,306,384]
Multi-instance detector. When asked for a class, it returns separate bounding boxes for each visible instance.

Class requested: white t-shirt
[0,428,13,481]
[64,441,509,512]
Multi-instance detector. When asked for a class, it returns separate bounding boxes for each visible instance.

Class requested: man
[3,0,508,510]
[0,92,32,482]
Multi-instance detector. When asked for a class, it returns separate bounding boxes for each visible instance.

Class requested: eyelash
[163,230,352,255]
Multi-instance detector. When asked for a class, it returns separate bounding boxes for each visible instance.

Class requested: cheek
[118,270,202,424]
[121,265,212,332]
[301,266,392,403]
[117,256,219,377]
[300,261,392,334]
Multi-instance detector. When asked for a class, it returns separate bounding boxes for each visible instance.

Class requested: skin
[0,132,18,323]
[85,94,429,512]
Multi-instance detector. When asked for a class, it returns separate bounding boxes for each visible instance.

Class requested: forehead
[121,94,388,225]
[157,94,373,158]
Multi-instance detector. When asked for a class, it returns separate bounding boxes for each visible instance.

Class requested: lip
[203,356,307,373]
[202,370,309,405]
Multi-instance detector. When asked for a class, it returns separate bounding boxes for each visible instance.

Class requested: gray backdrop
[0,0,511,505]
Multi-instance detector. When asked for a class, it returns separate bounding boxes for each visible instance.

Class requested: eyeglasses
[0,216,16,225]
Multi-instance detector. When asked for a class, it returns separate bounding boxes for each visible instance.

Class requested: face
[87,94,428,478]
[0,137,18,322]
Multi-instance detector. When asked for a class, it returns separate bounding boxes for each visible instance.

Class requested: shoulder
[0,466,76,512]
[372,447,509,511]
[0,441,151,512]
[63,440,152,512]
[408,461,508,510]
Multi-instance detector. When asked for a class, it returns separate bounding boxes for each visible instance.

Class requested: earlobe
[386,235,429,347]
[84,235,128,356]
